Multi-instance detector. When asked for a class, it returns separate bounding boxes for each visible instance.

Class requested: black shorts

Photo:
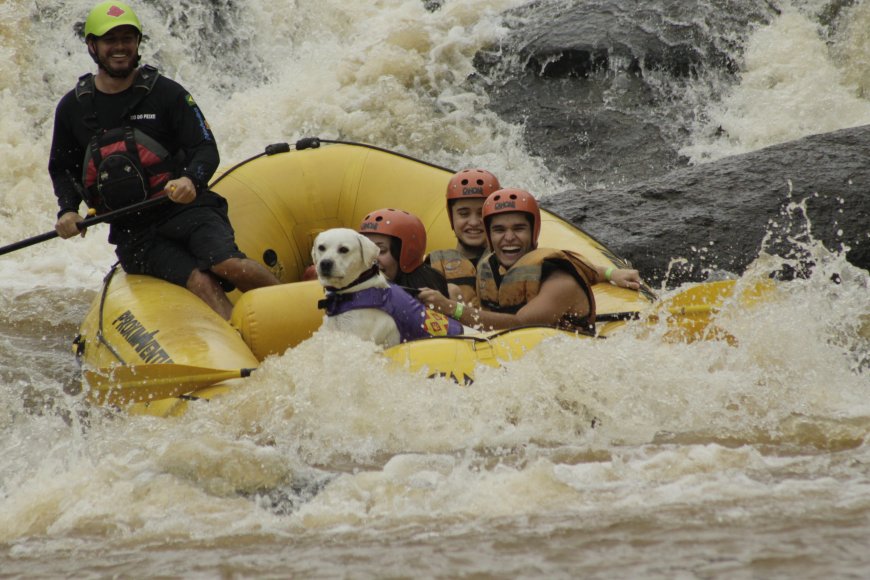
[115,195,246,288]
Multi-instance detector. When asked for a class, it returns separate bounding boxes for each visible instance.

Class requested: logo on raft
[112,310,174,364]
[428,371,473,385]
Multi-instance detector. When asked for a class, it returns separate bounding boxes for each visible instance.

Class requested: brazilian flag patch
[185,94,197,107]
[422,310,451,336]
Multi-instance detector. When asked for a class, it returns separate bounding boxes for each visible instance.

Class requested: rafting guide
[48,1,279,320]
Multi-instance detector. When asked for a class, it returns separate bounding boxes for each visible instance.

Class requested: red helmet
[482,188,541,247]
[446,169,502,201]
[359,208,427,273]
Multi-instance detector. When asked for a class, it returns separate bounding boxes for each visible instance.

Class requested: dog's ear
[357,233,380,267]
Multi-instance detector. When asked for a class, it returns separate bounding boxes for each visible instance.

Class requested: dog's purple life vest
[318,284,464,342]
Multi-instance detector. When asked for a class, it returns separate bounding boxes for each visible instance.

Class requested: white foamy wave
[682,3,870,163]
[0,246,866,543]
[0,0,560,292]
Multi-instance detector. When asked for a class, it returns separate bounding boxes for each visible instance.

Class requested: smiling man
[48,1,278,319]
[419,188,642,333]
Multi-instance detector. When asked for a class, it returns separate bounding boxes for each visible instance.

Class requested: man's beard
[98,53,140,79]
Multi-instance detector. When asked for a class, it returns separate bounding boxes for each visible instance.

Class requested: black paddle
[0,196,170,257]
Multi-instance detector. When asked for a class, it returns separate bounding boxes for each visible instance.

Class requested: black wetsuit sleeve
[169,89,219,191]
[48,91,86,218]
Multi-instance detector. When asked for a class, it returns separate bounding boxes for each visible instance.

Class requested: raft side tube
[231,281,327,360]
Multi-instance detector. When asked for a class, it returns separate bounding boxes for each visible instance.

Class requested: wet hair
[395,266,450,297]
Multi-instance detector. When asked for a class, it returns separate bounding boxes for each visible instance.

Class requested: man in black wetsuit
[49,1,279,320]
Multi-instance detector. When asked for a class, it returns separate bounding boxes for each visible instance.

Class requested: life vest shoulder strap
[74,73,95,101]
[74,65,161,130]
[428,248,479,301]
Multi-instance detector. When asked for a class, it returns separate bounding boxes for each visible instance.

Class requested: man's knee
[211,257,279,290]
[186,268,218,292]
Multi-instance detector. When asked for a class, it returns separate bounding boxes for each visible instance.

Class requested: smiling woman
[358,207,450,297]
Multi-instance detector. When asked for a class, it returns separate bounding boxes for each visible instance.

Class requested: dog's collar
[324,264,381,293]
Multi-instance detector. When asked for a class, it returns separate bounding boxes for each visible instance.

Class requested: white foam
[682,4,870,162]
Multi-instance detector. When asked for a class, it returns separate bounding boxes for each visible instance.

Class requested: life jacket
[427,248,480,307]
[75,65,175,213]
[318,284,464,342]
[477,248,598,333]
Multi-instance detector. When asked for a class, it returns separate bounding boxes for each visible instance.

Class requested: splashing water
[1,0,869,577]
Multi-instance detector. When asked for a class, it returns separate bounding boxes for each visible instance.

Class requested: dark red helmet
[482,188,541,247]
[446,169,500,228]
[359,208,427,273]
[446,169,501,201]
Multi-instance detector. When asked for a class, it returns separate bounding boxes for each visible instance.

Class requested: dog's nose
[319,259,333,275]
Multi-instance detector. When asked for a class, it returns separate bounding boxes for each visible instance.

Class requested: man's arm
[48,96,87,237]
[419,270,586,331]
[591,263,642,289]
[48,96,85,220]
[172,90,219,191]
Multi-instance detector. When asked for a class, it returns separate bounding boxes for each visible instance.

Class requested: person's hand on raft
[609,267,643,290]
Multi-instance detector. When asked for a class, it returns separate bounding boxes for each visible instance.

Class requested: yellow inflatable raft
[77,139,656,416]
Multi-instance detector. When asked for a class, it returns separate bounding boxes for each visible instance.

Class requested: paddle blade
[84,364,254,406]
[655,279,776,342]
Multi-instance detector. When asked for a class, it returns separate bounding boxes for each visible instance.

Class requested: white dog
[311,228,402,347]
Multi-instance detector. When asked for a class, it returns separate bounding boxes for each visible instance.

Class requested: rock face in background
[545,125,870,285]
[476,0,779,187]
[472,0,867,285]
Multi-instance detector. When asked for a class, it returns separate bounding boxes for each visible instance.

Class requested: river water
[1,1,869,578]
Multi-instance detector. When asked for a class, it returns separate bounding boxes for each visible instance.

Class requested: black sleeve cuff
[57,208,79,220]
[180,170,207,193]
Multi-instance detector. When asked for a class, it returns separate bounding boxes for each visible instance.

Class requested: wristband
[605,266,615,282]
[453,302,465,319]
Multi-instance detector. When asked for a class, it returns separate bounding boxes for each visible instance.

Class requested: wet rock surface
[545,124,870,285]
[475,0,867,284]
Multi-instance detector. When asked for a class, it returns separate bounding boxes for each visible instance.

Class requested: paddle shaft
[0,195,170,257]
[597,303,721,322]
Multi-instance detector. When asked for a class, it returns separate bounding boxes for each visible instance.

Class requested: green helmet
[84,2,142,38]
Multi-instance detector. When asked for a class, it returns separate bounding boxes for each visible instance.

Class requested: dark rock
[477,0,779,187]
[545,124,870,285]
